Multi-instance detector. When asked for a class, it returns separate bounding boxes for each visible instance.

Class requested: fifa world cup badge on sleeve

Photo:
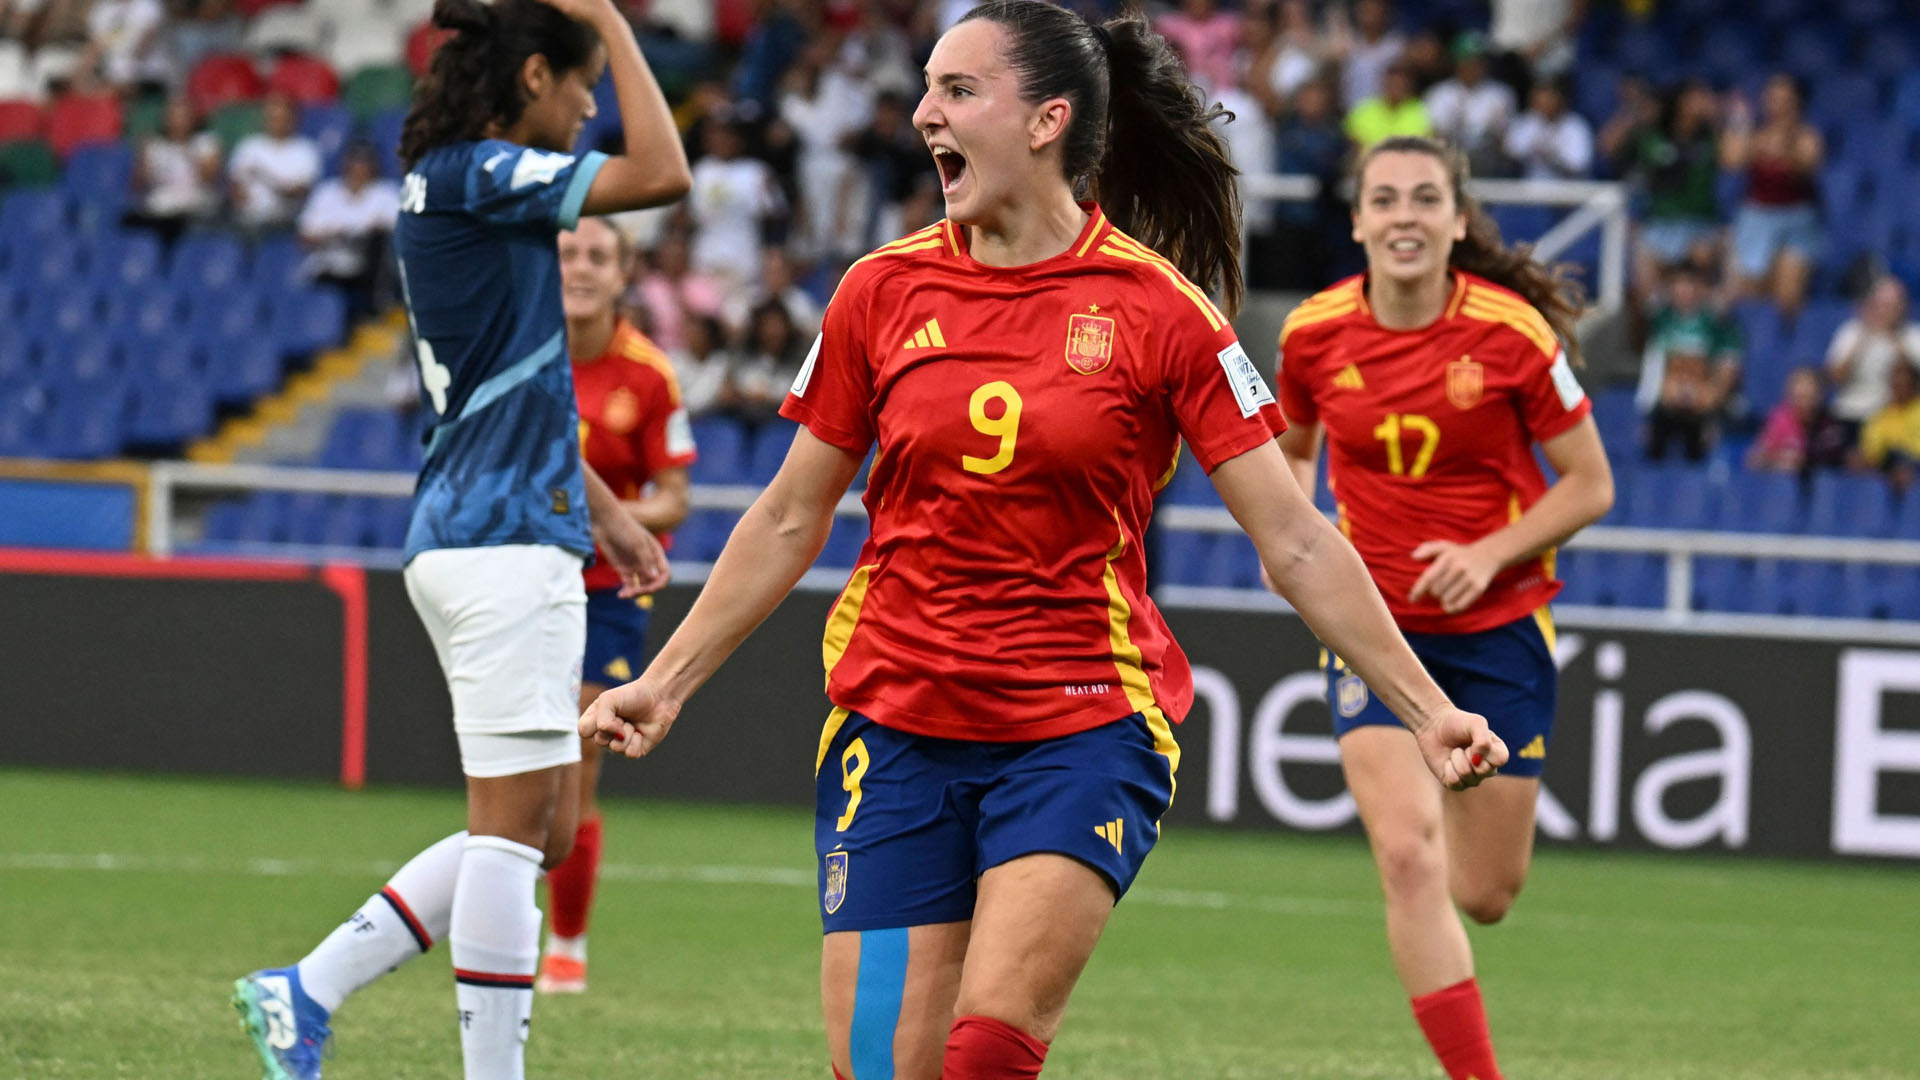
[823,850,849,914]
[1065,312,1116,375]
[1446,356,1484,410]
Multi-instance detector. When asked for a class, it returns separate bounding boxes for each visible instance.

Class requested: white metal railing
[148,463,1919,628]
[1237,174,1628,315]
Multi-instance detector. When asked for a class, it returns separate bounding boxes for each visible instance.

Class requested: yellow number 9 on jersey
[963,380,1023,475]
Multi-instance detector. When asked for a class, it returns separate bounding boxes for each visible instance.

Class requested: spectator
[228,91,321,233]
[1748,367,1849,474]
[1397,24,1451,94]
[1503,76,1592,180]
[729,298,807,423]
[165,0,243,92]
[725,246,822,337]
[1263,76,1349,289]
[1154,0,1242,96]
[1249,0,1328,114]
[1332,0,1404,110]
[298,143,401,323]
[1856,360,1920,491]
[1345,60,1429,150]
[1423,32,1515,179]
[779,42,873,263]
[848,88,940,250]
[73,0,167,92]
[126,94,222,247]
[1721,73,1823,317]
[1614,79,1723,299]
[1827,276,1920,441]
[1488,0,1583,94]
[1636,263,1742,461]
[671,313,734,419]
[631,227,728,353]
[687,116,784,290]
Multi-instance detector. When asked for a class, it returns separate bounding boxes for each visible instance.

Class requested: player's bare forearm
[647,428,860,704]
[625,467,689,532]
[578,2,690,213]
[1276,422,1322,500]
[1212,445,1451,734]
[1476,416,1614,570]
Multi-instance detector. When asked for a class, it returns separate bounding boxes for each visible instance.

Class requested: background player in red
[584,7,1505,1078]
[1274,135,1616,1080]
[536,215,696,994]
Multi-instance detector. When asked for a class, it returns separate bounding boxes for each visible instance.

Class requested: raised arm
[540,0,691,213]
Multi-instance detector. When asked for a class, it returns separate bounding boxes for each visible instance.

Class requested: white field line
[0,851,1905,948]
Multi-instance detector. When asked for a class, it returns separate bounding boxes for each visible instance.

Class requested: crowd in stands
[6,0,1920,532]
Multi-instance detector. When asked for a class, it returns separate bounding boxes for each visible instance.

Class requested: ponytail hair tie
[1090,21,1114,53]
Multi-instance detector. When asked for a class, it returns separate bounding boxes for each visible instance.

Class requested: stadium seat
[746,418,799,483]
[369,106,407,177]
[319,407,404,469]
[267,54,341,105]
[25,285,97,340]
[0,138,57,186]
[122,94,168,140]
[170,230,249,295]
[189,286,270,342]
[44,93,121,159]
[1719,471,1802,533]
[1208,534,1264,590]
[1806,472,1894,537]
[1691,556,1752,614]
[299,101,355,177]
[0,325,35,381]
[0,99,42,142]
[816,517,869,568]
[125,381,216,449]
[1588,387,1639,452]
[371,496,413,547]
[43,386,127,460]
[1155,529,1209,587]
[103,285,181,340]
[268,285,348,357]
[687,416,746,482]
[1162,454,1220,506]
[205,334,284,406]
[62,142,133,221]
[17,239,81,288]
[250,230,308,292]
[0,387,47,456]
[187,54,267,115]
[210,101,266,151]
[120,333,203,388]
[1625,463,1716,529]
[88,228,164,289]
[343,65,413,123]
[56,330,124,384]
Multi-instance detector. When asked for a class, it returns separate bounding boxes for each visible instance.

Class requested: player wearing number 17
[581,7,1505,1078]
[1274,136,1616,1080]
[231,1,688,1078]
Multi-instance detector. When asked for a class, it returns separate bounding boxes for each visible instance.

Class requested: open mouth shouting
[932,146,968,195]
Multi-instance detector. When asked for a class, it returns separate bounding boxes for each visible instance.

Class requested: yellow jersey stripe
[1461,297,1557,358]
[1462,289,1558,350]
[845,238,945,275]
[1097,244,1222,331]
[1531,605,1557,653]
[1153,440,1182,493]
[619,345,684,405]
[821,564,876,690]
[1099,509,1178,796]
[815,705,851,775]
[942,218,960,255]
[1102,232,1228,325]
[1445,274,1470,319]
[1074,209,1108,258]
[1280,301,1359,345]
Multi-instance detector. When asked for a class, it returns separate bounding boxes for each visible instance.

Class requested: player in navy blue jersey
[232,1,688,1077]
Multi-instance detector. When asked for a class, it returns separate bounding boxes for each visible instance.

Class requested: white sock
[544,933,586,963]
[296,831,467,1013]
[451,834,543,1080]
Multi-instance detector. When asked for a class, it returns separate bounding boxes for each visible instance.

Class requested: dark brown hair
[1355,136,1587,364]
[958,0,1244,316]
[399,0,598,168]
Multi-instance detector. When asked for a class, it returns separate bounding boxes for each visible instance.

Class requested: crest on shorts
[1065,313,1116,375]
[1446,356,1483,410]
[1336,673,1369,718]
[823,850,849,914]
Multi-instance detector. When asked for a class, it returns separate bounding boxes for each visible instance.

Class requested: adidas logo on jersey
[1518,735,1546,759]
[1332,364,1366,390]
[901,318,947,350]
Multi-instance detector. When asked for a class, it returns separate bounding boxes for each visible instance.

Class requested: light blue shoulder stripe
[557,151,609,230]
[424,328,566,460]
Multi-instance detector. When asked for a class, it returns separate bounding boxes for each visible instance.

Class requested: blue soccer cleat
[232,966,331,1080]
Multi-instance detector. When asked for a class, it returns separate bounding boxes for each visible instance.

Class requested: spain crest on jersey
[1065,313,1116,375]
[822,850,849,914]
[1447,356,1484,410]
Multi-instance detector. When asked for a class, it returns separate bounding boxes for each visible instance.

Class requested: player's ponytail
[1357,136,1588,365]
[399,0,598,169]
[958,1,1243,317]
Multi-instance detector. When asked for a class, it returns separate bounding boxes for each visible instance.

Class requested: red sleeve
[1510,332,1591,443]
[634,372,696,475]
[1161,303,1286,473]
[779,263,878,456]
[1276,328,1319,426]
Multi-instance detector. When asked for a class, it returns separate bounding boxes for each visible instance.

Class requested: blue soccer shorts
[1324,608,1557,778]
[582,588,652,689]
[813,709,1178,933]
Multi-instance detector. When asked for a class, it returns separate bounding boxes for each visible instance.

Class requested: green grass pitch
[2,769,1916,1078]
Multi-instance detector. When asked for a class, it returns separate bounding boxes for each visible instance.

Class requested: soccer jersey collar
[1356,271,1471,332]
[945,202,1110,273]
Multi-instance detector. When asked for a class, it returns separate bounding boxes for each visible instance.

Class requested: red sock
[1411,977,1502,1080]
[545,815,602,939]
[941,1014,1048,1079]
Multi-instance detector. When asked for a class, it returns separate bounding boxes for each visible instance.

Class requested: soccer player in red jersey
[585,9,1505,1078]
[535,215,696,994]
[1275,136,1616,1080]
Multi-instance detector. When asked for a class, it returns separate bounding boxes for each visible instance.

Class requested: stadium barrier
[4,543,1917,862]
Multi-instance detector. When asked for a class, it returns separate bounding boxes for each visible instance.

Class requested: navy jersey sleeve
[461,140,609,230]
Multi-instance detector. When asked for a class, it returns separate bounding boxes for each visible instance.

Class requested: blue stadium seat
[1787,300,1852,364]
[1835,563,1902,620]
[251,231,308,293]
[48,330,123,383]
[1785,561,1847,617]
[687,415,746,482]
[370,107,407,178]
[1807,472,1896,537]
[199,499,249,543]
[1156,529,1211,587]
[103,285,182,339]
[679,508,737,561]
[0,386,49,455]
[1719,470,1802,533]
[25,284,97,340]
[0,190,70,239]
[169,230,248,295]
[1695,24,1765,83]
[817,516,869,568]
[371,497,413,548]
[746,418,799,483]
[1882,567,1920,622]
[1623,462,1713,528]
[1204,534,1262,590]
[1612,24,1674,73]
[1162,453,1220,506]
[205,335,283,406]
[1590,552,1665,608]
[0,325,35,380]
[43,386,126,459]
[18,239,82,287]
[319,407,405,469]
[88,228,164,289]
[188,286,269,341]
[283,492,334,545]
[118,332,203,388]
[1691,555,1752,613]
[62,142,132,223]
[1588,387,1638,454]
[124,381,214,448]
[268,285,347,357]
[300,101,356,178]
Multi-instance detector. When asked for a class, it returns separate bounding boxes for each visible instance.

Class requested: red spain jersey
[573,318,697,592]
[1277,272,1590,635]
[780,208,1286,743]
